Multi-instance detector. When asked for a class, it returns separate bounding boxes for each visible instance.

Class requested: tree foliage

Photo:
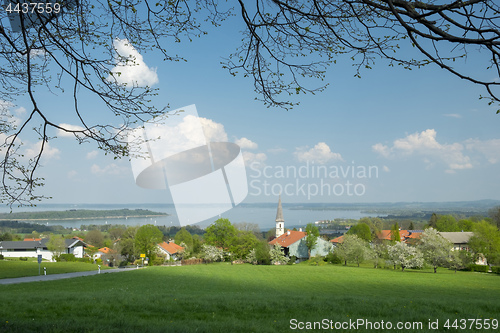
[269,243,289,265]
[304,223,319,259]
[134,224,162,263]
[335,234,368,266]
[418,227,452,273]
[468,221,500,266]
[47,234,66,259]
[387,241,424,272]
[204,218,237,249]
[347,222,372,242]
[1,1,500,204]
[174,227,193,250]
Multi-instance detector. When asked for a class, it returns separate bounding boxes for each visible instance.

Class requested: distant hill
[0,209,168,221]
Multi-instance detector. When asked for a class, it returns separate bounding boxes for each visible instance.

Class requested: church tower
[275,195,285,238]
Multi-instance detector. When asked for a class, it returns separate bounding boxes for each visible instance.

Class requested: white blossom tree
[200,244,224,263]
[269,244,289,265]
[419,228,452,273]
[388,242,424,272]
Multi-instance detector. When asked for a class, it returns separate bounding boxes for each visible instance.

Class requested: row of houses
[269,197,484,264]
[0,237,184,263]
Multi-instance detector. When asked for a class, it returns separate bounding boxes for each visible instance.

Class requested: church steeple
[275,195,284,238]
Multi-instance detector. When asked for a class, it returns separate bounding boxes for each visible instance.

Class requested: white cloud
[242,151,267,166]
[199,117,228,142]
[465,138,500,164]
[372,129,473,172]
[235,137,258,150]
[294,142,343,164]
[443,113,462,118]
[57,123,86,138]
[108,38,159,87]
[267,147,287,154]
[24,141,60,161]
[86,150,99,159]
[90,163,129,176]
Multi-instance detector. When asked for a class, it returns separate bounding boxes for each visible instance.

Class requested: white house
[0,238,87,261]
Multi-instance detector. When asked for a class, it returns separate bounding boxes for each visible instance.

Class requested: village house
[0,237,87,261]
[157,241,184,260]
[269,196,333,260]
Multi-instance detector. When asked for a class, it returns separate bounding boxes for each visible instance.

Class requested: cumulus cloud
[108,38,159,87]
[465,138,500,164]
[294,142,343,164]
[235,137,258,150]
[372,129,473,172]
[24,141,60,161]
[57,123,86,138]
[242,151,267,167]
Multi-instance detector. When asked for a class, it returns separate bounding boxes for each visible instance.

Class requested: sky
[2,5,500,211]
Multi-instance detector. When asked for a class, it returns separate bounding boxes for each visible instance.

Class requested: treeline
[0,209,167,220]
[0,221,67,239]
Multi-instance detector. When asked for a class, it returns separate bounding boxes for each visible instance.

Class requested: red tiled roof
[98,247,113,254]
[158,241,184,254]
[330,235,344,244]
[376,230,422,242]
[24,238,42,241]
[269,230,306,248]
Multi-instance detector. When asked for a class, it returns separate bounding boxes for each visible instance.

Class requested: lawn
[0,263,498,332]
[0,259,107,279]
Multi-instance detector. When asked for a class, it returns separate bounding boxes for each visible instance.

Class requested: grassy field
[0,259,107,279]
[0,263,499,332]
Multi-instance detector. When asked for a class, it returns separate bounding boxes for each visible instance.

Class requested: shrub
[469,264,489,272]
[19,257,28,261]
[0,254,4,260]
[59,254,76,262]
[287,256,297,265]
[490,266,500,274]
[119,260,129,267]
[325,252,342,264]
[95,258,103,266]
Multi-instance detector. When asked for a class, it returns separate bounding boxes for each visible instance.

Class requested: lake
[0,203,377,231]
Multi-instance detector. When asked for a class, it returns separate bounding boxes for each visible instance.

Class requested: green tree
[347,222,372,242]
[134,224,163,264]
[231,231,259,260]
[305,223,320,259]
[120,226,138,262]
[419,228,452,273]
[204,218,237,249]
[429,213,438,229]
[489,206,500,229]
[468,221,500,266]
[436,215,459,232]
[47,235,66,260]
[254,240,271,265]
[335,234,369,267]
[457,219,475,232]
[174,228,193,250]
[84,230,105,248]
[390,223,401,243]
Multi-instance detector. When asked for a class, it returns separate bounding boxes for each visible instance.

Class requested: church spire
[276,195,284,222]
[275,195,284,238]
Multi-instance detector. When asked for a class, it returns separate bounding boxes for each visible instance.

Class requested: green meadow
[0,259,108,279]
[0,264,499,332]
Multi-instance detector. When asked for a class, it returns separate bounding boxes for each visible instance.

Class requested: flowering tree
[200,244,224,263]
[269,244,289,265]
[419,228,452,273]
[387,242,424,272]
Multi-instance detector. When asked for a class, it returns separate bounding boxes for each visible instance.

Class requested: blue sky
[3,11,500,208]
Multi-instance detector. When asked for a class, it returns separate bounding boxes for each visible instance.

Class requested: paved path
[0,267,141,285]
